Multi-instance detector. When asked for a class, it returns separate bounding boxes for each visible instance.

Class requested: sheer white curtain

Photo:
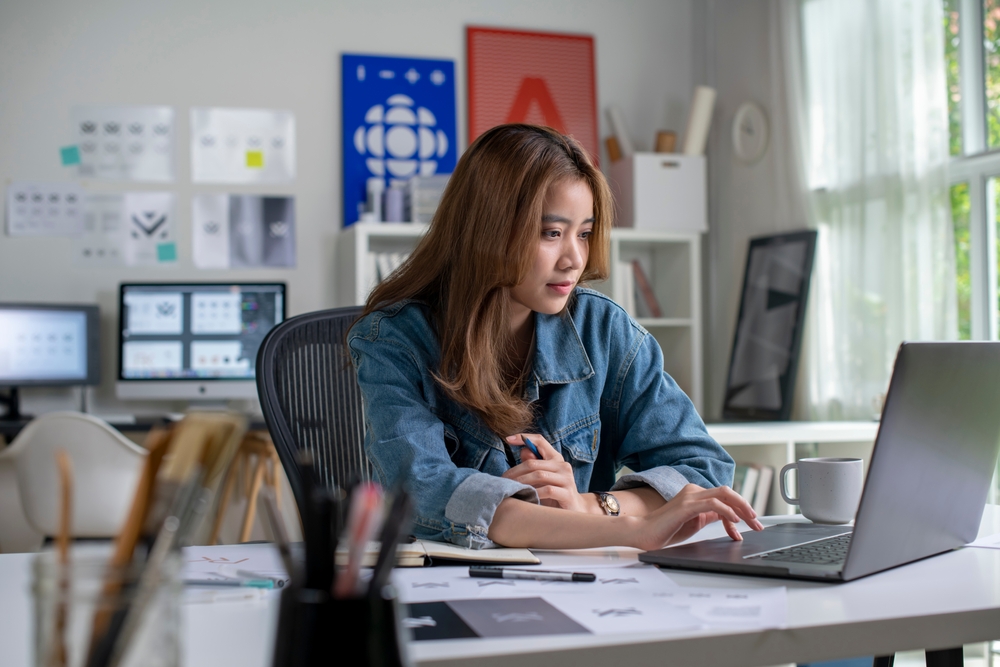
[776,0,957,420]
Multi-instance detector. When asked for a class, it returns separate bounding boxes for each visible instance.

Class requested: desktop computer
[116,282,286,401]
[0,303,101,421]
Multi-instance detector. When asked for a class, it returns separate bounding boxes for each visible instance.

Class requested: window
[945,0,1000,342]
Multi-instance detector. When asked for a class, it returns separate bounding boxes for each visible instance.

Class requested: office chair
[11,412,146,539]
[256,306,372,515]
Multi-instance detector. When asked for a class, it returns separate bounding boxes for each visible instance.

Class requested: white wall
[0,0,699,417]
[698,0,807,420]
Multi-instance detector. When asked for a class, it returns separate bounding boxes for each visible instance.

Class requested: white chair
[11,412,146,539]
[0,444,43,553]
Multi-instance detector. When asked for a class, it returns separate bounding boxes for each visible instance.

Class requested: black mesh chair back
[256,306,372,513]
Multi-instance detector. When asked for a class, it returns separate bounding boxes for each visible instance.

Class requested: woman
[347,124,762,550]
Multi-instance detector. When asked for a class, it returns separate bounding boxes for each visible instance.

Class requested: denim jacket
[347,288,734,549]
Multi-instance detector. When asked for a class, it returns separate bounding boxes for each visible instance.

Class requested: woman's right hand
[630,484,764,551]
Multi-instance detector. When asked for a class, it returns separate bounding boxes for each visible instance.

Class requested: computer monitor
[116,282,286,401]
[0,303,101,421]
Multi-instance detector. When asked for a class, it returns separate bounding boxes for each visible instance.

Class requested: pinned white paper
[6,181,85,236]
[190,108,296,183]
[192,194,230,269]
[71,106,175,182]
[192,194,296,268]
[74,193,176,267]
[124,192,176,265]
[74,195,127,266]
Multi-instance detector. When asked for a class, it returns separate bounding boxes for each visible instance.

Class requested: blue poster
[342,53,457,227]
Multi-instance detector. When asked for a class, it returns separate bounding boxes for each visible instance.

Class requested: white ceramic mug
[779,457,864,524]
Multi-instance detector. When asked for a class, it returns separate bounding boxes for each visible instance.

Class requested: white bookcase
[336,223,705,411]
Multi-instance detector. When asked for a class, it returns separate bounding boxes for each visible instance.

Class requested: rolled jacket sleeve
[609,323,734,501]
[349,321,537,549]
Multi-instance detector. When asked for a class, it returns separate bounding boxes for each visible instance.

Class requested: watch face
[604,493,620,514]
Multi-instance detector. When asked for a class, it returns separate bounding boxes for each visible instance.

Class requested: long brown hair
[362,124,613,436]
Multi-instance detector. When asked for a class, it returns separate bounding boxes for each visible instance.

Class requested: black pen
[469,566,596,582]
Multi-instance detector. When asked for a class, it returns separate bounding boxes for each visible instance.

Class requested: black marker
[468,566,595,582]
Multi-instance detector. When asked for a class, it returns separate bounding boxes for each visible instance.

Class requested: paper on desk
[183,543,289,581]
[651,585,787,629]
[393,565,679,604]
[967,533,1000,549]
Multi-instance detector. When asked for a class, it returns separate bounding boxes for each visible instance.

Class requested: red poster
[467,26,598,163]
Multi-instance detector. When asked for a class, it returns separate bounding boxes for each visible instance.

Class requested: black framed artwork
[722,230,818,421]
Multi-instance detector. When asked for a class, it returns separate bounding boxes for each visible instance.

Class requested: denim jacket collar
[525,308,595,401]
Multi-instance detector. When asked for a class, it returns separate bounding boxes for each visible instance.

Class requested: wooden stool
[209,431,282,544]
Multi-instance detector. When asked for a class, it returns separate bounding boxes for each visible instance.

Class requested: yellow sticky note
[246,150,264,168]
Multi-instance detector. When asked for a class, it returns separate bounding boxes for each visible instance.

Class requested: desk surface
[2,508,999,667]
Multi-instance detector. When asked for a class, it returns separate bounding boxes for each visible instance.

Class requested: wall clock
[732,102,769,164]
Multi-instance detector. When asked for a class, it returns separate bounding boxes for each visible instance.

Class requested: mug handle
[779,463,799,505]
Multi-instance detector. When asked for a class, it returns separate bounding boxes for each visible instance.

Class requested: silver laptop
[640,342,1000,582]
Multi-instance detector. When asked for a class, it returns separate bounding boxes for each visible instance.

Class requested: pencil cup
[271,584,410,667]
[32,547,181,667]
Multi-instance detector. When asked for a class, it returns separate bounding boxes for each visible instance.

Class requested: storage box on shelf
[609,153,707,233]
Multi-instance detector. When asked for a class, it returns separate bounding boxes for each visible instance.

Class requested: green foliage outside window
[951,182,972,339]
[944,0,962,156]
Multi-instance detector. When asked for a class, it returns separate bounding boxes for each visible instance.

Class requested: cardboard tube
[682,86,716,156]
[655,131,677,153]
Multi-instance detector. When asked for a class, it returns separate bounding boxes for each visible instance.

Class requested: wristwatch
[596,492,621,516]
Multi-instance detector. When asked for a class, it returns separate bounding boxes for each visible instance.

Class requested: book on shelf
[734,462,774,516]
[374,251,409,283]
[616,262,637,316]
[753,464,774,516]
[631,260,662,318]
[733,464,759,503]
[733,463,774,516]
[337,539,540,568]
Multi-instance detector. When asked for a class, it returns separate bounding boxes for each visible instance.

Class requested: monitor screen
[117,283,285,400]
[0,303,100,387]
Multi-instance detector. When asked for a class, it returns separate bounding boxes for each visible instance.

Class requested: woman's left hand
[501,433,599,514]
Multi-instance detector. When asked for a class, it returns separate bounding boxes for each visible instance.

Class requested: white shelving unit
[336,223,705,411]
[335,223,426,307]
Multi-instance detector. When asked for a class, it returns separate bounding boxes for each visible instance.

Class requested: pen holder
[32,547,181,667]
[271,584,410,667]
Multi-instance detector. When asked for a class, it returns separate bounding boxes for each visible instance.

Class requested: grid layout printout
[0,310,88,381]
[6,181,85,237]
[71,106,175,181]
[74,193,177,267]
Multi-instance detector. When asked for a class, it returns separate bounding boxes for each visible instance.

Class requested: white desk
[2,507,998,667]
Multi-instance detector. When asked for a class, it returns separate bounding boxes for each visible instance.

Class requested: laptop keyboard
[750,532,853,566]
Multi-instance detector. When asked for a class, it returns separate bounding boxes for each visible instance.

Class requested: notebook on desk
[337,539,540,568]
[641,342,1000,582]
